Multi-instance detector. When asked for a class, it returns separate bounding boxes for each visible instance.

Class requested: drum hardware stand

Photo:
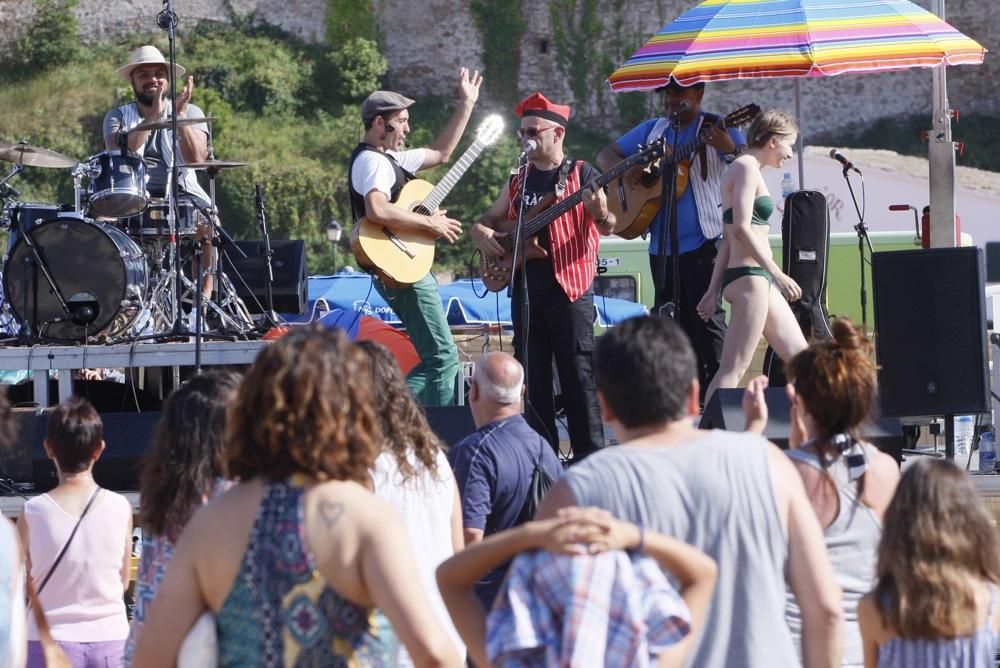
[0,163,22,200]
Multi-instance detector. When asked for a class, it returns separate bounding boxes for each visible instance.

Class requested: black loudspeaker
[872,247,989,418]
[424,405,477,447]
[764,190,834,384]
[227,240,308,315]
[29,411,161,492]
[700,388,904,461]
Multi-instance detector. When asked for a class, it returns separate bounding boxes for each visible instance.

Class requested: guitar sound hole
[413,204,431,216]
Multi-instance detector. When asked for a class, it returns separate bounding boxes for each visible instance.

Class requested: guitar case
[763,189,833,385]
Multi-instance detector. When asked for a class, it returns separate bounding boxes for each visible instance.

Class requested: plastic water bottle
[979,430,995,473]
[954,415,976,468]
[780,172,796,199]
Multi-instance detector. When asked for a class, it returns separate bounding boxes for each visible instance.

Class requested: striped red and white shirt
[507,161,599,302]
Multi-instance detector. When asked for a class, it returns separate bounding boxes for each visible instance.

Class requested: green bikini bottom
[721,266,772,291]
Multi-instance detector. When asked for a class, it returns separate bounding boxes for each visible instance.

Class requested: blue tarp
[291,271,647,327]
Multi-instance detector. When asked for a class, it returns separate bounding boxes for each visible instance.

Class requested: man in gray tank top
[538,316,843,667]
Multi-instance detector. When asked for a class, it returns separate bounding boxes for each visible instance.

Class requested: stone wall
[0,0,994,138]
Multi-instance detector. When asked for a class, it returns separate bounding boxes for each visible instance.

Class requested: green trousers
[375,274,460,406]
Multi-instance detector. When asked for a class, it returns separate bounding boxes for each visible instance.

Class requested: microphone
[669,100,691,118]
[519,139,538,160]
[829,148,861,174]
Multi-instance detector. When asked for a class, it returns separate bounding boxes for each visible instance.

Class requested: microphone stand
[840,165,872,332]
[507,152,532,424]
[254,183,279,330]
[655,111,684,320]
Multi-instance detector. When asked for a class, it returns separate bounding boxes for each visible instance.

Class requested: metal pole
[929,0,958,249]
[795,79,805,188]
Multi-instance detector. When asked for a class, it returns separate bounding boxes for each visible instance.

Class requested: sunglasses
[517,126,557,139]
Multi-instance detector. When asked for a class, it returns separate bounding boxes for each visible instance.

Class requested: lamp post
[326,218,343,273]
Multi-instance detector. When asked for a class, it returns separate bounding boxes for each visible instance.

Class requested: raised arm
[421,68,482,169]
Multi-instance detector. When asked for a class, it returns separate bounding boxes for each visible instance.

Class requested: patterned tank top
[215,477,387,666]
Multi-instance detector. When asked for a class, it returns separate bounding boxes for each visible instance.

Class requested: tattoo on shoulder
[318,501,345,528]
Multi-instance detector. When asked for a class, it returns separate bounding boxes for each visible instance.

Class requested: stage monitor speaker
[227,240,308,315]
[424,405,477,447]
[872,247,989,418]
[700,387,904,462]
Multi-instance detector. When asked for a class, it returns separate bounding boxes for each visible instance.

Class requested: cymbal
[131,116,215,133]
[185,159,247,172]
[0,143,77,168]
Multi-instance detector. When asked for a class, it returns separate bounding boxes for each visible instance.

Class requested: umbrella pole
[929,0,958,249]
[795,80,805,188]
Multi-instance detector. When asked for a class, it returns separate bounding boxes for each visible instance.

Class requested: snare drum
[120,197,199,237]
[3,215,148,341]
[87,150,148,219]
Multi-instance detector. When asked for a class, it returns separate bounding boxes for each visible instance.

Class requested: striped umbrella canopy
[608,0,986,92]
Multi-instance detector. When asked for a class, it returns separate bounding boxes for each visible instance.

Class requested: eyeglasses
[517,126,557,139]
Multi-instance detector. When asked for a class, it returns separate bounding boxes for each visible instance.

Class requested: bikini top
[723,195,774,226]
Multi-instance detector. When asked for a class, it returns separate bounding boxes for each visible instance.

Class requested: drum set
[0,137,255,344]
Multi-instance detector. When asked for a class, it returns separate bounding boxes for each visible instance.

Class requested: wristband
[596,216,609,226]
[635,524,645,553]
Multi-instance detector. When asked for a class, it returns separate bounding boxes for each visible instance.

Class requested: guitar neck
[420,138,489,213]
[502,151,654,251]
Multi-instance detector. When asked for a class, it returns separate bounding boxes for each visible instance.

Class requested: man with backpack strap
[447,352,562,610]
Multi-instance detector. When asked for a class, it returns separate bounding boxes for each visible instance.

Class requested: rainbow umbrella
[608,0,986,92]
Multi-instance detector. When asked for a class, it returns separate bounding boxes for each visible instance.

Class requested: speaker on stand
[872,247,990,460]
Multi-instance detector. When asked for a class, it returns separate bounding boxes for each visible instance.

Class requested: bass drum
[3,216,148,342]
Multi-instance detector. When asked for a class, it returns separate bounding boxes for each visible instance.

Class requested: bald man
[446,352,563,609]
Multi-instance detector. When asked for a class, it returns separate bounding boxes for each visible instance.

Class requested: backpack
[515,436,556,525]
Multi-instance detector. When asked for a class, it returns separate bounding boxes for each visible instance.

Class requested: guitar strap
[699,112,721,182]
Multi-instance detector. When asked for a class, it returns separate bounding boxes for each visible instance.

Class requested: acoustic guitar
[609,104,760,240]
[478,139,666,293]
[350,115,504,285]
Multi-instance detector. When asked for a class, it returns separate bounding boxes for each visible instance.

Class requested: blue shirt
[615,115,745,256]
[447,414,563,608]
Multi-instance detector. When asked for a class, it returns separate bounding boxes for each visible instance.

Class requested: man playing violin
[472,92,614,463]
[596,79,745,401]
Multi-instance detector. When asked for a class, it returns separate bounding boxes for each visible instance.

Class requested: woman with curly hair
[745,317,899,667]
[359,341,465,665]
[124,370,241,665]
[858,458,1000,666]
[132,327,461,667]
[698,109,807,403]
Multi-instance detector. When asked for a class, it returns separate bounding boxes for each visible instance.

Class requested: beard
[134,84,164,108]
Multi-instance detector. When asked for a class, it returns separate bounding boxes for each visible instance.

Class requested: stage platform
[0,340,269,406]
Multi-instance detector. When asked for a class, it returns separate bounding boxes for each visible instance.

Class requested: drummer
[102,45,215,298]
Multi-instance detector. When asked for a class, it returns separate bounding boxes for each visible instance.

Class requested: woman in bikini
[697,109,807,404]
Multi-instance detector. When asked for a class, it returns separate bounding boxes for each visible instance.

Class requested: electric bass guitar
[609,104,760,240]
[350,114,504,285]
[478,139,666,293]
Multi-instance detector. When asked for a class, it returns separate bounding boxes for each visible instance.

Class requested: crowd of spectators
[0,316,997,667]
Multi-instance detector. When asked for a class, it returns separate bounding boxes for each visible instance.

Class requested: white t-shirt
[372,448,464,664]
[351,148,426,200]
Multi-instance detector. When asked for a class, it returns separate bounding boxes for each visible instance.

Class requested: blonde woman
[698,109,807,403]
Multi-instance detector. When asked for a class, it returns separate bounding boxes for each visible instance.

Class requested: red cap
[514,92,571,126]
